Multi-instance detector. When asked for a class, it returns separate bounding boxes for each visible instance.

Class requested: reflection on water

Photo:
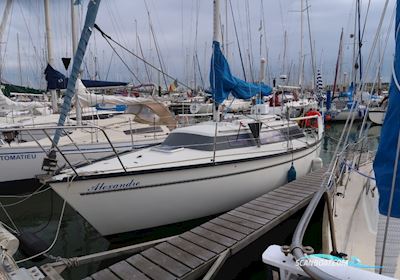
[0,122,381,279]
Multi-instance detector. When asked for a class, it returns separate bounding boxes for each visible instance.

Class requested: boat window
[159,132,230,151]
[124,126,163,135]
[260,126,304,145]
[228,133,256,148]
[260,130,285,144]
[281,126,305,140]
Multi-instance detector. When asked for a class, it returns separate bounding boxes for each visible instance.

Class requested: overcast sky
[0,0,396,90]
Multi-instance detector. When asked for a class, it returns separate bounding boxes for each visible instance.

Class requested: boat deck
[84,167,328,280]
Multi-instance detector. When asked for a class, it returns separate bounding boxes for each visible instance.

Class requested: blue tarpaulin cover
[373,2,400,217]
[209,41,272,104]
[44,64,128,90]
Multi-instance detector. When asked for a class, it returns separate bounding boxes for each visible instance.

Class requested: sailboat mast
[356,0,363,82]
[299,0,304,94]
[213,0,221,43]
[213,0,221,122]
[225,0,229,60]
[332,28,344,100]
[0,0,12,81]
[71,0,82,125]
[17,33,22,85]
[44,0,58,113]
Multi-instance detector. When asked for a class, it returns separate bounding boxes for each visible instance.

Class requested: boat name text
[0,154,37,161]
[85,179,140,194]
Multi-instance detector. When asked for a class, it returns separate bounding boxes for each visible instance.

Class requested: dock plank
[273,188,310,198]
[126,254,176,280]
[260,194,298,206]
[168,237,215,261]
[249,199,289,212]
[219,213,262,230]
[267,191,304,202]
[141,248,190,277]
[279,185,317,195]
[181,231,226,254]
[236,206,276,220]
[156,242,203,269]
[243,202,284,216]
[228,210,269,224]
[256,195,296,207]
[109,261,150,280]
[201,222,246,241]
[191,227,236,247]
[209,217,254,235]
[91,269,120,280]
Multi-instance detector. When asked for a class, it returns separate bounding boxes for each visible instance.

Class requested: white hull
[368,110,385,125]
[327,110,365,121]
[50,143,321,236]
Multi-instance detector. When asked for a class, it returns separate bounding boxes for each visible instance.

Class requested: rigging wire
[143,0,168,90]
[94,24,193,90]
[100,32,141,84]
[228,0,247,81]
[137,34,152,84]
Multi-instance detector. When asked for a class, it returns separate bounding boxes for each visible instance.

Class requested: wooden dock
[84,167,328,280]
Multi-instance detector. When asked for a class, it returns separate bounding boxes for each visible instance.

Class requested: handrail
[0,125,127,174]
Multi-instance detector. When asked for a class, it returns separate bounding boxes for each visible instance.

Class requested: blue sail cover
[373,2,400,217]
[44,64,128,90]
[209,41,272,104]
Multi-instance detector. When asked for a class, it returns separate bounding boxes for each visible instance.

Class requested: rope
[0,198,19,234]
[15,176,75,264]
[0,185,51,207]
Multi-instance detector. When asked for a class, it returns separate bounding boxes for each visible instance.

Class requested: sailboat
[45,0,324,236]
[262,0,400,278]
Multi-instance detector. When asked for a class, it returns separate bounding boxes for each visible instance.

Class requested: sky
[0,0,396,90]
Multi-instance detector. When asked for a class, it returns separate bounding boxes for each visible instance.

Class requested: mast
[305,0,316,90]
[299,0,304,95]
[356,0,363,82]
[225,0,229,60]
[332,28,344,100]
[0,0,12,82]
[44,0,58,113]
[71,0,82,125]
[212,0,221,122]
[17,33,22,85]
[282,30,287,76]
[351,0,358,86]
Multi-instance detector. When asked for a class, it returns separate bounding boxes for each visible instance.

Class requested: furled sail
[0,88,49,115]
[44,64,128,90]
[74,79,176,128]
[373,4,400,218]
[209,41,272,105]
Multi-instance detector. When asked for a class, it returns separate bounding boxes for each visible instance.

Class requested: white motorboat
[47,114,323,236]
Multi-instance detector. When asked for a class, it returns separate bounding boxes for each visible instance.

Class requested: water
[0,122,381,279]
